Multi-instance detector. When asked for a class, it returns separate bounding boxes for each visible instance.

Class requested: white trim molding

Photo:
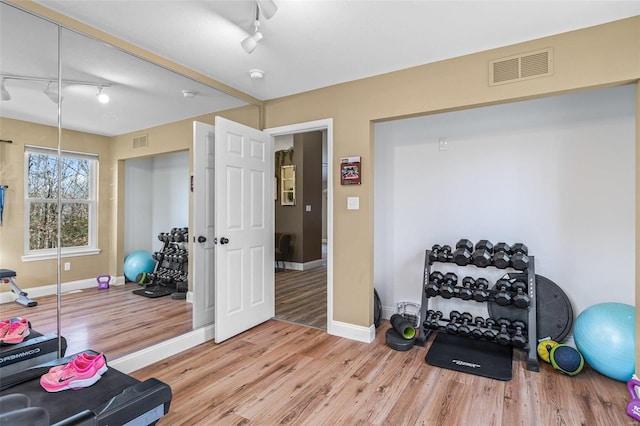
[329,320,375,343]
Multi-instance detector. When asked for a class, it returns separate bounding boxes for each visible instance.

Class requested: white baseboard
[110,324,214,374]
[381,305,396,320]
[329,320,375,343]
[0,276,126,304]
[284,259,326,271]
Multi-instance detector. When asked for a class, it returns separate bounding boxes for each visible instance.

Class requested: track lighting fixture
[241,16,263,54]
[241,0,277,54]
[257,0,278,20]
[0,79,10,101]
[44,81,62,104]
[96,86,109,104]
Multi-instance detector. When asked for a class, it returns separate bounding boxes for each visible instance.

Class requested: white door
[214,116,274,342]
[192,118,274,341]
[192,121,216,329]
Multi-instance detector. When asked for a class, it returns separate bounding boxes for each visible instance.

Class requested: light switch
[347,197,359,210]
[306,205,312,212]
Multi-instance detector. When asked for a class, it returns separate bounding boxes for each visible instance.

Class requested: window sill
[21,248,101,262]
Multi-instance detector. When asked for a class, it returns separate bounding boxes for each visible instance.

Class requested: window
[24,146,98,259]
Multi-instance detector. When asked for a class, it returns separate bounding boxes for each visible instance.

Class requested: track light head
[97,86,109,103]
[44,81,62,104]
[0,79,10,101]
[257,0,278,20]
[241,31,263,54]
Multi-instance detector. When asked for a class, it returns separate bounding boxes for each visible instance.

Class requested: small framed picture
[340,156,361,185]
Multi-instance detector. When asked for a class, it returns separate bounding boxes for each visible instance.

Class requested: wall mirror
[0,1,260,361]
[280,165,296,206]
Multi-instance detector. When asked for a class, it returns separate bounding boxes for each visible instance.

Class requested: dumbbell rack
[419,249,539,372]
[140,228,188,298]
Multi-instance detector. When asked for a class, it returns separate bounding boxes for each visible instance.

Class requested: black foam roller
[390,314,416,339]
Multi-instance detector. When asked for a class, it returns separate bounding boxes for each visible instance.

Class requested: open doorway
[268,120,333,331]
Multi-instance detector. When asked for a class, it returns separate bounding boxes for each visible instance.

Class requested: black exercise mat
[425,333,513,381]
[132,285,173,298]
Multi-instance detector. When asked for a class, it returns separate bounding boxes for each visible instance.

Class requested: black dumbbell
[446,311,461,334]
[496,318,512,345]
[438,245,452,262]
[158,233,166,242]
[423,310,436,329]
[457,312,473,337]
[452,239,474,266]
[492,242,512,269]
[511,243,529,270]
[458,277,475,300]
[471,317,485,339]
[510,320,527,347]
[494,278,513,306]
[483,318,498,341]
[427,311,444,331]
[512,280,530,308]
[429,245,442,263]
[439,272,458,299]
[473,278,490,302]
[424,271,444,297]
[471,240,494,267]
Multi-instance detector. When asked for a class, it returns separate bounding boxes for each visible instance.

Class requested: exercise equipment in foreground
[573,302,635,382]
[0,351,172,425]
[0,320,66,379]
[0,269,37,307]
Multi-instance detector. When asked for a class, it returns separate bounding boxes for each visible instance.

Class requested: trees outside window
[24,147,97,255]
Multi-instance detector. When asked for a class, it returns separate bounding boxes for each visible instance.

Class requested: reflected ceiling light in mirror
[44,81,62,104]
[96,86,109,103]
[0,79,10,101]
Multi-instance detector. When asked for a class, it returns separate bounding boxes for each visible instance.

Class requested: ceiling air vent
[489,48,553,86]
[132,135,148,149]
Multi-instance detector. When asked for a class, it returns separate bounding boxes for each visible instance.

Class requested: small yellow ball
[537,340,559,363]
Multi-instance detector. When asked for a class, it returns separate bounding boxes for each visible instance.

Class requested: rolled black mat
[390,314,416,339]
[425,333,513,381]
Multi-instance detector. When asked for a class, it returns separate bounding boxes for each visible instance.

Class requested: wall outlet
[64,262,70,271]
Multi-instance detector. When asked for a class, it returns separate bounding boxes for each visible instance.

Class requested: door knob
[220,237,229,245]
[197,236,206,243]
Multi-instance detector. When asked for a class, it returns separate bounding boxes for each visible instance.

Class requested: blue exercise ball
[123,250,156,282]
[573,302,635,382]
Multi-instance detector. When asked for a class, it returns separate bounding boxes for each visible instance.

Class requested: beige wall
[263,17,640,329]
[0,117,112,286]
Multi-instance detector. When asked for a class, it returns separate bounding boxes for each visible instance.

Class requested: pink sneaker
[0,319,10,340]
[1,318,30,344]
[48,352,108,375]
[40,353,107,392]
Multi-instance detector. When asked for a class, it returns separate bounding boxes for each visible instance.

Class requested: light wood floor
[0,283,192,360]
[275,266,327,330]
[131,319,637,426]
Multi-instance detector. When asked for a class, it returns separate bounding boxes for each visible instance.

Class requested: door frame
[264,118,334,334]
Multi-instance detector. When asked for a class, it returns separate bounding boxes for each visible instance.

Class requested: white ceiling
[33,0,640,101]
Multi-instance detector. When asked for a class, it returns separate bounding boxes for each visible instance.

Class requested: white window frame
[22,146,100,261]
